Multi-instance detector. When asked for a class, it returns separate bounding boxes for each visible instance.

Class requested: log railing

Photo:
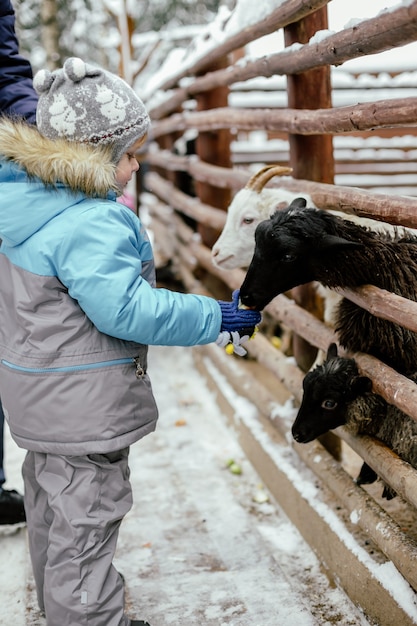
[151,98,417,137]
[147,3,417,120]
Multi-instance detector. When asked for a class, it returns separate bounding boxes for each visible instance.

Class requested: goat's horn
[245,165,293,193]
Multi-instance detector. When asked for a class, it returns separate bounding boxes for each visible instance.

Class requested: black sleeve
[0,0,38,122]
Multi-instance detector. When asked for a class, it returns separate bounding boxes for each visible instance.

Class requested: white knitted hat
[33,57,150,164]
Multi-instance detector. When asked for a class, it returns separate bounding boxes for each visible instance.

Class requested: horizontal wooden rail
[336,286,417,334]
[338,428,417,509]
[144,172,226,228]
[150,98,417,138]
[145,154,417,228]
[145,158,239,190]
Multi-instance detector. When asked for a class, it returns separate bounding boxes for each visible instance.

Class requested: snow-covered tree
[13,0,227,74]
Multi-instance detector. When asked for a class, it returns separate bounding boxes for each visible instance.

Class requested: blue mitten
[216,290,262,355]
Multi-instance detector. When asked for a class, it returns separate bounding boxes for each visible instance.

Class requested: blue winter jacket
[0,119,222,454]
[0,0,38,122]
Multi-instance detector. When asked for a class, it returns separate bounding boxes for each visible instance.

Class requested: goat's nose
[212,247,218,257]
[291,425,305,442]
[292,430,301,442]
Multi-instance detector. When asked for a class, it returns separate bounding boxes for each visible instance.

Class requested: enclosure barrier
[137,1,417,623]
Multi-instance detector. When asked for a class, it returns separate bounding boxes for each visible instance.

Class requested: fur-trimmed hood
[0,117,120,247]
[0,117,119,195]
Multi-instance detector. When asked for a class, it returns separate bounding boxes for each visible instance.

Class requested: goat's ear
[288,197,307,211]
[352,376,373,394]
[326,343,338,359]
[318,234,364,252]
[275,201,290,211]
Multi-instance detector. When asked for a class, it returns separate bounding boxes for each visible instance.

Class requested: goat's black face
[291,348,372,444]
[239,205,364,310]
[240,217,315,309]
[291,370,350,443]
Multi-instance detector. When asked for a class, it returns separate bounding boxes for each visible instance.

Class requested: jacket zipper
[1,356,145,379]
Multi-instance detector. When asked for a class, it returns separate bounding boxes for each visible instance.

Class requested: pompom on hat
[33,57,150,164]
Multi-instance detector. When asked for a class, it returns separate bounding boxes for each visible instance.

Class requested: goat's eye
[282,253,296,263]
[242,217,254,225]
[321,399,337,410]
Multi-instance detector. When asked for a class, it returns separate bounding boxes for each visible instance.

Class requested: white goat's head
[211,164,314,269]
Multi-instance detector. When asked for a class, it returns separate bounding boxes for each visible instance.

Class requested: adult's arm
[0,0,37,122]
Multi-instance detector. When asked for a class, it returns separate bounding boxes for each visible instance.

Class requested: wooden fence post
[195,58,232,250]
[194,57,232,297]
[284,6,335,371]
[284,7,340,460]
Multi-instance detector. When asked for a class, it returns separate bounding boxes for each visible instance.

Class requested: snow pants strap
[23,448,133,626]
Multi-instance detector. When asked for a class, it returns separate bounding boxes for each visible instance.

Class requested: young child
[0,57,261,626]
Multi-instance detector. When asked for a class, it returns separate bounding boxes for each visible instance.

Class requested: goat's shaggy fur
[292,343,417,499]
[240,200,417,374]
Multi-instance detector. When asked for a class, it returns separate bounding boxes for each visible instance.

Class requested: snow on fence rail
[138,1,417,623]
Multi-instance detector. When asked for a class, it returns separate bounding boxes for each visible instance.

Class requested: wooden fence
[135,2,417,623]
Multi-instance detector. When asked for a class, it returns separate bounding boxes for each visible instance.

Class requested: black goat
[239,198,417,374]
[292,343,417,500]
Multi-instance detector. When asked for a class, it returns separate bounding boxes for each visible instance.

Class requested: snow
[308,29,337,45]
[0,344,387,625]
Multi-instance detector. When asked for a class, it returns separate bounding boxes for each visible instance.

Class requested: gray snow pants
[23,448,133,626]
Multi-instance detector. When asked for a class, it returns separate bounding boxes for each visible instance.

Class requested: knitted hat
[33,57,150,164]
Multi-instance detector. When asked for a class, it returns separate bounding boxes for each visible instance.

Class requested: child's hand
[216,290,261,356]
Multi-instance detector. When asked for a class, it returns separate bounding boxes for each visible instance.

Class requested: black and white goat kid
[239,198,417,375]
[292,343,417,500]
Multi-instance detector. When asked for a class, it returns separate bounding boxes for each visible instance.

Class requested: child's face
[115,134,147,188]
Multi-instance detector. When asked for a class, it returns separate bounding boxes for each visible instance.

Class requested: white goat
[212,165,306,270]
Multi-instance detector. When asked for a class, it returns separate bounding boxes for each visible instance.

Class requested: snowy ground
[0,345,372,626]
